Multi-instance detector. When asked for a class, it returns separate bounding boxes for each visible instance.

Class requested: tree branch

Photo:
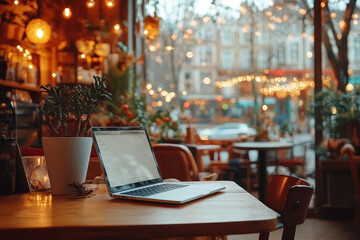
[324,3,341,50]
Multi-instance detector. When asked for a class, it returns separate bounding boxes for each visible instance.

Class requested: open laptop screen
[92,127,162,190]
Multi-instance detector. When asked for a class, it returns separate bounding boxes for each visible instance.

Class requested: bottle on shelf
[0,48,8,80]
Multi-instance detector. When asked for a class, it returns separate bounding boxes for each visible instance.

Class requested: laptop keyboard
[122,183,188,197]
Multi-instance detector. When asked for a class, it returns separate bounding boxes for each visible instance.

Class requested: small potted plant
[312,87,360,156]
[0,0,37,41]
[40,75,111,195]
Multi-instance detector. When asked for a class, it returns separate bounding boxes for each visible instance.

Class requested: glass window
[355,37,360,60]
[239,32,251,44]
[240,49,251,69]
[199,46,213,65]
[258,50,268,69]
[221,31,233,45]
[259,32,269,44]
[221,50,233,70]
[197,28,215,40]
[184,72,194,92]
[289,42,299,63]
[275,44,285,65]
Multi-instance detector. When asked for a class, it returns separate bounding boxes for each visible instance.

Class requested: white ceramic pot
[42,137,92,195]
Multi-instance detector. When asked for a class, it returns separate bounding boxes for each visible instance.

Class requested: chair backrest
[152,143,199,181]
[261,175,313,240]
[341,144,360,201]
[341,144,360,226]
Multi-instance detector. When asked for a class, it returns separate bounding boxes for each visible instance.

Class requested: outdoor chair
[259,174,313,240]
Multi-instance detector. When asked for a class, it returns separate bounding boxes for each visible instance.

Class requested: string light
[346,83,354,92]
[105,0,115,8]
[63,7,72,19]
[165,45,174,52]
[203,77,211,84]
[114,23,122,34]
[259,79,314,97]
[299,9,307,15]
[86,0,95,8]
[186,51,193,58]
[215,75,287,88]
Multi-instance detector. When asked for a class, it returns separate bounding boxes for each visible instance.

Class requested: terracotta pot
[42,137,92,195]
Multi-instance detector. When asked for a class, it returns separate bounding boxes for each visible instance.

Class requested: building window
[239,32,251,44]
[258,32,269,44]
[184,72,194,92]
[275,44,285,65]
[355,37,360,60]
[258,50,268,69]
[221,31,233,45]
[221,50,233,70]
[199,46,213,65]
[240,49,251,69]
[196,28,215,40]
[289,42,299,62]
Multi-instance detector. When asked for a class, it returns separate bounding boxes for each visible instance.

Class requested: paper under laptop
[91,126,225,204]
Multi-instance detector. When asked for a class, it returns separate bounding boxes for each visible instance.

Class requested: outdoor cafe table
[0,181,277,239]
[186,144,222,171]
[233,141,294,202]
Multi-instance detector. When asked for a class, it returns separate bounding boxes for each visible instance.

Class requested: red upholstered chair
[259,174,313,240]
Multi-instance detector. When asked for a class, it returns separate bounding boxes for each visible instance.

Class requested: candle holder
[22,156,51,191]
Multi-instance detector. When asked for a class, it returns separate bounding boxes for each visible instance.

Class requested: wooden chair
[259,174,313,240]
[341,144,360,227]
[152,143,217,181]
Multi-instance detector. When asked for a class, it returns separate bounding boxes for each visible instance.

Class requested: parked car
[197,123,256,140]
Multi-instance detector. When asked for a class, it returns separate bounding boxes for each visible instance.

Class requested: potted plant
[40,75,111,195]
[0,0,37,41]
[312,87,360,155]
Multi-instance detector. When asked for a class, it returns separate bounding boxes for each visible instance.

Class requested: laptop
[91,126,225,204]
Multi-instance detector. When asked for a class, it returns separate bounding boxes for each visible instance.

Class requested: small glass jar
[0,138,16,195]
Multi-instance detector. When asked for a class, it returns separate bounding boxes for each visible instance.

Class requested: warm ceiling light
[14,0,19,5]
[63,7,72,19]
[114,23,121,33]
[25,18,52,44]
[86,0,95,8]
[105,0,115,8]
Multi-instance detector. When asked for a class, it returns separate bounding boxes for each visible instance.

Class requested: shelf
[0,79,40,92]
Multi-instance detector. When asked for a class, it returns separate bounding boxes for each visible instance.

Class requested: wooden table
[233,142,294,202]
[186,144,222,171]
[0,181,277,239]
